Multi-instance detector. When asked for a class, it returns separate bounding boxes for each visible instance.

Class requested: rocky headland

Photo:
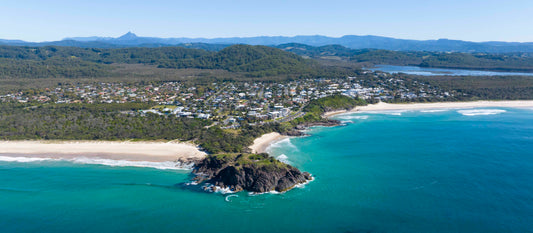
[192,153,312,193]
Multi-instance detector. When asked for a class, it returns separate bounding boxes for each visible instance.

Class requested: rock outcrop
[193,153,312,193]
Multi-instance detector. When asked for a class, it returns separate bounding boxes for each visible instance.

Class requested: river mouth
[367,65,533,76]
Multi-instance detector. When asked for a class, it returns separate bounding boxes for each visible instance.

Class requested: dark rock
[192,154,312,193]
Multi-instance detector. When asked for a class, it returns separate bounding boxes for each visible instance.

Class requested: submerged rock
[193,153,312,193]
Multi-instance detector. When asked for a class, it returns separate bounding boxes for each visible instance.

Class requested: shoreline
[248,132,288,154]
[0,140,206,163]
[325,100,533,117]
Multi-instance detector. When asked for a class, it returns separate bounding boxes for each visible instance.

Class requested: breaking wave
[267,138,297,152]
[201,183,236,194]
[457,109,506,116]
[276,154,290,164]
[0,156,194,170]
[364,110,407,116]
[248,176,315,195]
[0,156,51,163]
[70,157,194,170]
[337,115,369,120]
[420,109,449,113]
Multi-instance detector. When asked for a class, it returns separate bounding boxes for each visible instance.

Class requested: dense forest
[276,43,533,72]
[411,75,533,100]
[0,44,355,80]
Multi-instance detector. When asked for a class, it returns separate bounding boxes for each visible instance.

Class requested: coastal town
[0,71,453,127]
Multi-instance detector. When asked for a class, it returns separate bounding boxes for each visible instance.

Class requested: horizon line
[1,32,532,44]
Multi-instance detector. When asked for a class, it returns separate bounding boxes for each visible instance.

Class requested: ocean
[1,107,533,233]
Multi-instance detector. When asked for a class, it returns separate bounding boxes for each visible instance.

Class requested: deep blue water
[1,107,533,233]
[368,65,533,76]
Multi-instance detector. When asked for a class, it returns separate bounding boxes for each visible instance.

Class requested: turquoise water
[368,65,533,76]
[1,108,533,233]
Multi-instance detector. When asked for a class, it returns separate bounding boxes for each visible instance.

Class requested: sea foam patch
[70,157,194,170]
[0,156,51,163]
[457,109,506,116]
[364,110,407,116]
[276,154,290,164]
[420,109,449,113]
[0,155,193,170]
[268,138,297,151]
[337,115,369,120]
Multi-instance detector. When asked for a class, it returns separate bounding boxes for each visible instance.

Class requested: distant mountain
[2,32,533,53]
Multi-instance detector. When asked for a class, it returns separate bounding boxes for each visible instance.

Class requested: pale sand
[326,100,533,117]
[249,132,288,154]
[0,140,206,162]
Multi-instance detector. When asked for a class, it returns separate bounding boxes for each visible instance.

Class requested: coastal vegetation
[411,75,533,100]
[0,95,365,153]
[291,94,367,123]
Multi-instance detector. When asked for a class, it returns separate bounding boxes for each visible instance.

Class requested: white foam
[0,156,51,162]
[337,115,369,120]
[386,111,404,116]
[0,155,193,170]
[295,176,315,189]
[457,109,506,116]
[225,194,238,202]
[276,154,290,164]
[202,183,236,194]
[268,138,297,151]
[420,109,448,113]
[70,157,194,170]
[185,181,199,186]
[248,176,314,195]
[364,110,407,116]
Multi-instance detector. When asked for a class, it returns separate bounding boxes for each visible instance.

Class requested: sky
[1,0,532,42]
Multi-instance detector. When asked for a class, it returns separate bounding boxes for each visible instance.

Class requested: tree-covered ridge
[158,44,318,76]
[276,43,533,72]
[0,46,210,63]
[0,44,330,78]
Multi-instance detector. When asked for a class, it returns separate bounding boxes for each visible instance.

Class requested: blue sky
[1,0,532,42]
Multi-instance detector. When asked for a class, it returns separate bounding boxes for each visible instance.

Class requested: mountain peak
[117,32,138,40]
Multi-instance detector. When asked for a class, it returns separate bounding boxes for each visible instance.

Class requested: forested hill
[158,45,319,76]
[0,44,346,79]
[276,43,533,72]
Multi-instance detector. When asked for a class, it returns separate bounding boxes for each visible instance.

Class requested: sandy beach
[326,100,533,117]
[249,132,288,154]
[0,140,206,162]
